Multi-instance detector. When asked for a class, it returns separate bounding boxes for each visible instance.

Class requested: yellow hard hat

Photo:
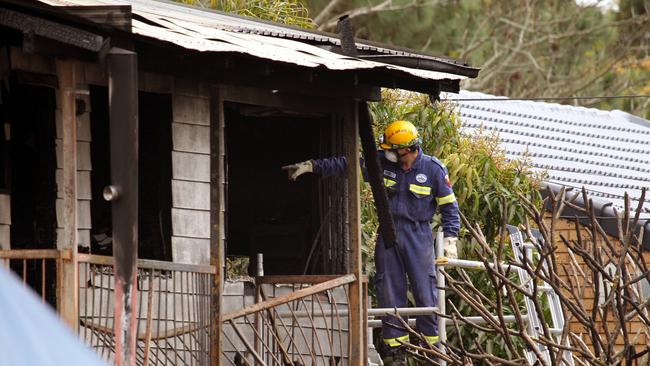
[379,120,420,150]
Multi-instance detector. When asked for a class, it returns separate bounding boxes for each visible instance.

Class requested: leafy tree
[177,0,314,28]
[307,0,650,117]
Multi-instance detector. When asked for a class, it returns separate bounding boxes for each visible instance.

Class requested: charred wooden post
[345,101,365,365]
[107,47,139,366]
[210,86,225,366]
[55,59,79,330]
[357,101,398,248]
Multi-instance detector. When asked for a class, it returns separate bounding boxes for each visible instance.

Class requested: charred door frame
[210,84,364,365]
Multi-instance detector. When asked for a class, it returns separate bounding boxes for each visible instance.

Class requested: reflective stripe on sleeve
[384,178,397,187]
[409,184,431,195]
[436,193,456,205]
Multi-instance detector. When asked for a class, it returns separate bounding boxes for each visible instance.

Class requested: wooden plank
[78,229,91,247]
[171,208,210,239]
[76,112,92,142]
[258,275,345,285]
[221,85,340,115]
[223,274,356,322]
[55,140,92,169]
[344,101,364,366]
[210,86,224,366]
[0,225,9,250]
[172,180,210,210]
[139,71,173,94]
[172,123,210,154]
[173,95,210,126]
[0,193,9,224]
[172,151,210,182]
[10,47,56,75]
[171,236,210,265]
[0,249,61,259]
[55,170,91,200]
[77,253,215,274]
[78,200,91,229]
[83,62,105,86]
[77,171,92,200]
[55,198,91,229]
[77,141,92,171]
[175,78,210,98]
[56,59,79,331]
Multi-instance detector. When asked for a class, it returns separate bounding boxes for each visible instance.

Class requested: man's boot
[388,346,407,366]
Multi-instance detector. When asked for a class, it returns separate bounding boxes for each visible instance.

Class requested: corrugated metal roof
[447,90,650,220]
[35,0,468,84]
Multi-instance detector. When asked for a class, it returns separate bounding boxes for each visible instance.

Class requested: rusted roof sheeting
[36,0,467,83]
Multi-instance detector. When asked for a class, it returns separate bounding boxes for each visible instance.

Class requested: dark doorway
[225,103,327,275]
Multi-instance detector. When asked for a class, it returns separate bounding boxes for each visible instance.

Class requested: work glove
[281,160,313,181]
[443,237,458,259]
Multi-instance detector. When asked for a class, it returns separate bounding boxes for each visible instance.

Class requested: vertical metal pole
[436,230,446,366]
[107,48,139,366]
[255,253,264,365]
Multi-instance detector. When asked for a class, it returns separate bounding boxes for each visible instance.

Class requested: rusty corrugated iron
[36,0,471,84]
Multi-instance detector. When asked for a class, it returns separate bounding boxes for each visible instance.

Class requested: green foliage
[178,0,315,28]
[307,0,650,117]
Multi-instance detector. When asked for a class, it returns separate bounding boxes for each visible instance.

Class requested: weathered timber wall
[170,79,211,265]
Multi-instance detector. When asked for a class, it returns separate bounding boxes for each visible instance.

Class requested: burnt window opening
[6,83,57,249]
[224,103,346,276]
[89,87,173,260]
[2,80,58,307]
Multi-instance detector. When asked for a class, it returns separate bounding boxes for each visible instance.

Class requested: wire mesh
[78,255,213,366]
[221,277,352,366]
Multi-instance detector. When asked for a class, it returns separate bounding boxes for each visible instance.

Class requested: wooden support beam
[210,86,225,366]
[344,101,365,365]
[55,59,79,331]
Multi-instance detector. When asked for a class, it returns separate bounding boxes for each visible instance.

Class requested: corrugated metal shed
[448,90,650,244]
[34,0,473,87]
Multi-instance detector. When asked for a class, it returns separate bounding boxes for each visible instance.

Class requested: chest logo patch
[383,170,397,179]
[416,173,427,183]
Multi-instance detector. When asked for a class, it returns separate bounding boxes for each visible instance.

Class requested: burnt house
[0,0,478,365]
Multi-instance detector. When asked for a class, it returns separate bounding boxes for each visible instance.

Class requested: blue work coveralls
[311,148,460,348]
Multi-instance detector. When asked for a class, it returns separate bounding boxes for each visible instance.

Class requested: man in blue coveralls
[282,120,460,365]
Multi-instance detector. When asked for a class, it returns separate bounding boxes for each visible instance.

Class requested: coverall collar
[401,147,423,172]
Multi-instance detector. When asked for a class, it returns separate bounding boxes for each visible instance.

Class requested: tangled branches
[395,187,650,365]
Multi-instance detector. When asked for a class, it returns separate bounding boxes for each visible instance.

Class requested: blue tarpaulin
[0,266,108,366]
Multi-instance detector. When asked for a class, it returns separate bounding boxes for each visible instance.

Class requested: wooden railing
[221,274,356,366]
[0,249,215,366]
[0,249,64,306]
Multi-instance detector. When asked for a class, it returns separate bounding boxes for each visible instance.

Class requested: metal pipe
[108,47,139,366]
[438,257,516,271]
[436,230,446,366]
[273,306,440,318]
[368,314,528,328]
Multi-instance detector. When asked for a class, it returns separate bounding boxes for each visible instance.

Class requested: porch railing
[0,249,215,366]
[1,249,363,366]
[0,249,62,306]
[77,254,215,366]
[221,274,356,366]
